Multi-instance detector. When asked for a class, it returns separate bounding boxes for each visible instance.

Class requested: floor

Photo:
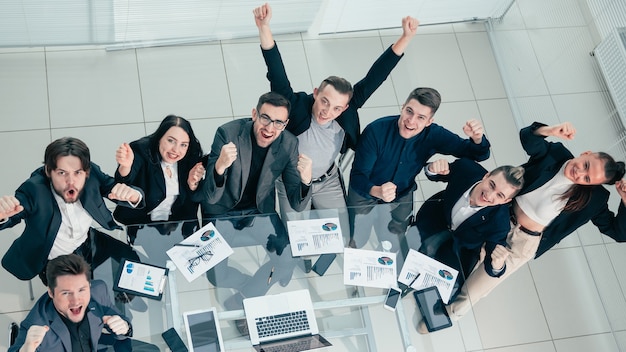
[1,0,626,351]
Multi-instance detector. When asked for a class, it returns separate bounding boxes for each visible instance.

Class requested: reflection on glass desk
[93,201,474,352]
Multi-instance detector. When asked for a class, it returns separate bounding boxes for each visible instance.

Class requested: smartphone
[413,287,452,332]
[311,253,336,276]
[162,327,189,352]
[383,287,402,311]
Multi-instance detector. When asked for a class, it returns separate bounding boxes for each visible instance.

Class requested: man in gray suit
[193,91,312,218]
[190,92,312,314]
[10,254,132,352]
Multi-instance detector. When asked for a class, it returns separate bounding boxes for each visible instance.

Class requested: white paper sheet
[397,249,459,304]
[166,222,233,282]
[343,248,397,289]
[287,217,345,256]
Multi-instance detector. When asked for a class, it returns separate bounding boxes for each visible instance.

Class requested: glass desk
[94,201,476,351]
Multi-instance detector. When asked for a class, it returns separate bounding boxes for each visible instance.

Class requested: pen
[174,243,201,248]
[408,272,421,288]
[267,266,275,285]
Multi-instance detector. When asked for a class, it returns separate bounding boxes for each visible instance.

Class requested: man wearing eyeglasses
[190,92,311,322]
[194,91,312,219]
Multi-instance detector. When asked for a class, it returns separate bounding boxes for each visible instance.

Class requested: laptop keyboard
[255,310,310,338]
[257,339,311,352]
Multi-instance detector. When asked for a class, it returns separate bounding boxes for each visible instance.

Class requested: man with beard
[0,137,144,285]
[9,254,132,352]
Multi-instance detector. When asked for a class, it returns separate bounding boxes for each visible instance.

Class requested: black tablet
[413,286,452,332]
[113,259,169,301]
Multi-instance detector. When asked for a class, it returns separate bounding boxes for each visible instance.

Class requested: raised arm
[254,3,274,50]
[351,16,419,109]
[391,16,419,55]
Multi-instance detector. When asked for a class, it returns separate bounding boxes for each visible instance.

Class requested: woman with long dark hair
[114,115,205,243]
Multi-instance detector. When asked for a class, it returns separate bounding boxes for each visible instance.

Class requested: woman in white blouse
[114,115,205,243]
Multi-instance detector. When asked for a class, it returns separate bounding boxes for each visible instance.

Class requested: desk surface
[95,202,475,352]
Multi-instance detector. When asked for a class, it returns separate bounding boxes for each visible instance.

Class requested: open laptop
[243,289,332,352]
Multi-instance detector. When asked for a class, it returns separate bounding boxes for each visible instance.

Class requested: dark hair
[318,76,354,101]
[44,137,91,176]
[148,115,203,163]
[489,165,525,198]
[404,87,442,115]
[599,152,626,185]
[561,152,626,212]
[256,92,291,115]
[46,254,91,291]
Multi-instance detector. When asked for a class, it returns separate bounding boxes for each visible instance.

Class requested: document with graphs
[343,248,397,289]
[287,217,345,256]
[166,222,233,282]
[397,249,458,304]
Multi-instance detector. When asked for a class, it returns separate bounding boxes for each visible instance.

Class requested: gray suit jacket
[9,280,131,352]
[198,118,311,215]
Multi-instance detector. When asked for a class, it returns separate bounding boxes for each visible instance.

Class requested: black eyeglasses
[258,113,288,130]
[187,251,214,273]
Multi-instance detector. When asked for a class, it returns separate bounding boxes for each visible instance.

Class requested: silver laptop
[243,289,332,352]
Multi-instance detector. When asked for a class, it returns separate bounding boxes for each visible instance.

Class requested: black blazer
[417,158,510,276]
[114,136,201,225]
[262,42,403,152]
[1,164,144,280]
[519,122,626,258]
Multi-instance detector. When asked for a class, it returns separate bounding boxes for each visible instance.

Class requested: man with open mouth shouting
[0,137,145,285]
[9,254,134,352]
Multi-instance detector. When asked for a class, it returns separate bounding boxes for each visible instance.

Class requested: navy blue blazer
[417,158,510,276]
[1,164,144,280]
[9,280,131,352]
[262,42,403,152]
[519,122,626,258]
[113,136,201,225]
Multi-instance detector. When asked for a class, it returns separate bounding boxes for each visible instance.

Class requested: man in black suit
[0,137,144,285]
[416,158,524,294]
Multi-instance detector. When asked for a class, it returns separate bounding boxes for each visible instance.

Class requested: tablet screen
[414,287,452,332]
[184,309,224,352]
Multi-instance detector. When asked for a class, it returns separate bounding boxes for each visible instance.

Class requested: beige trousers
[446,223,542,320]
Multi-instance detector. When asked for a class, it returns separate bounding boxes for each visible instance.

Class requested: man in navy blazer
[416,158,524,281]
[0,137,144,283]
[10,254,132,352]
